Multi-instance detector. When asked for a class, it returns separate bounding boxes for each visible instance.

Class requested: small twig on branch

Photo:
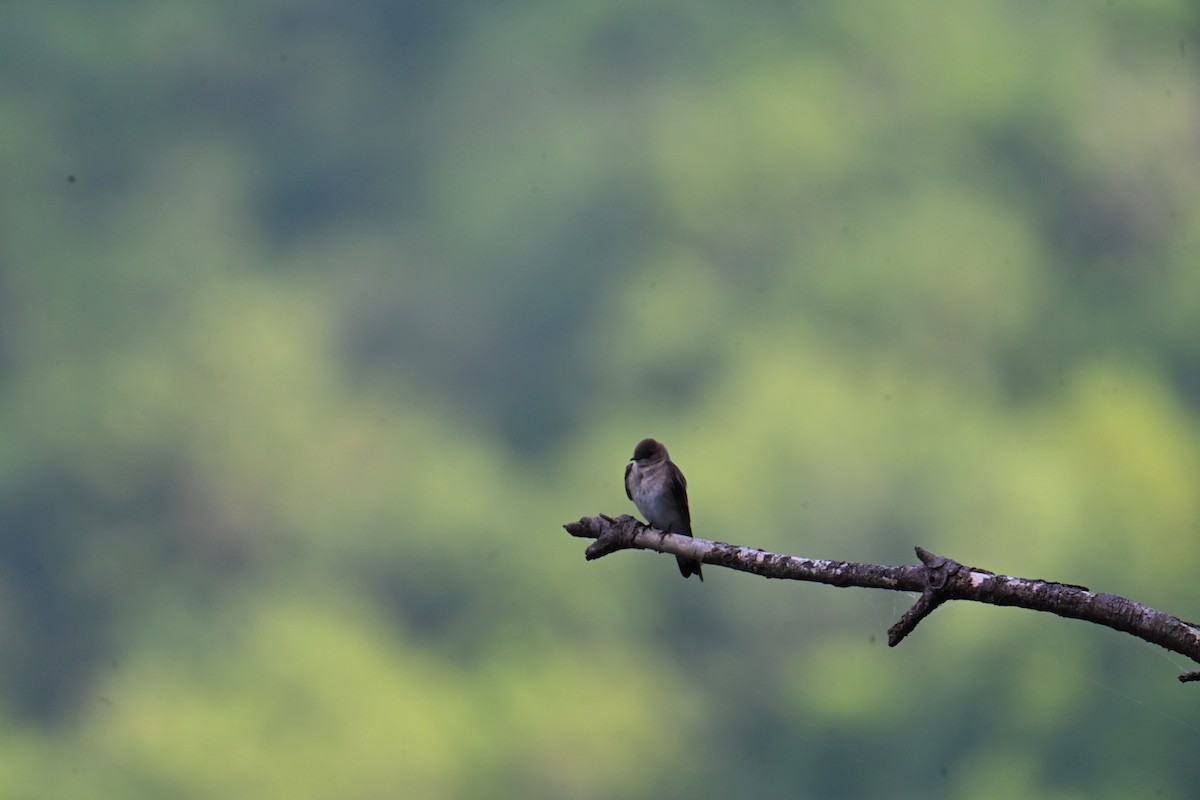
[563,514,1200,683]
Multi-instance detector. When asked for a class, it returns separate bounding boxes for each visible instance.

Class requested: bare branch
[563,514,1200,683]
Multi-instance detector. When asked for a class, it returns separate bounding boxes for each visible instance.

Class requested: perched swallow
[625,438,703,580]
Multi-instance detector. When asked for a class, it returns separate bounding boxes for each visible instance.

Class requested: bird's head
[630,438,668,464]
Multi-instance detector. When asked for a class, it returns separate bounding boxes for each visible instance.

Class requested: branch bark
[563,514,1200,683]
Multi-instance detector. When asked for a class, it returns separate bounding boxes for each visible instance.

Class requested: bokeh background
[4,1,1200,797]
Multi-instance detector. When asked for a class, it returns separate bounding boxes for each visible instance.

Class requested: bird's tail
[676,554,703,581]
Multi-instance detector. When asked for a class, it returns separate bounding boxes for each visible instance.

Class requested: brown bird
[624,438,703,580]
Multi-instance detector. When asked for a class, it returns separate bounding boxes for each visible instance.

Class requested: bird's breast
[631,475,683,533]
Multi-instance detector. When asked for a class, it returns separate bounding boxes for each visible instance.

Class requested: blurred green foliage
[2,0,1200,797]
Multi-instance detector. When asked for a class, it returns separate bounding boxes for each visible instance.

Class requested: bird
[624,438,704,580]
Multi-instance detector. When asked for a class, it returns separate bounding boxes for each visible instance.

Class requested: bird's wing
[624,461,634,501]
[668,461,692,536]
